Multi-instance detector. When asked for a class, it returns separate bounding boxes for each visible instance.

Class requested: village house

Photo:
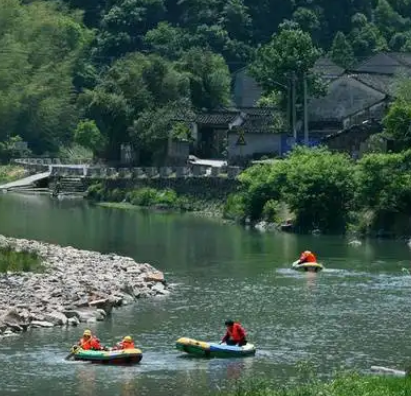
[166,52,411,165]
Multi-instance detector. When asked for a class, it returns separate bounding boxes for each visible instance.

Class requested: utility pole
[291,72,297,141]
[303,73,309,146]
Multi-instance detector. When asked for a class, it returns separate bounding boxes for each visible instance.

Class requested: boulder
[89,298,116,315]
[67,317,79,326]
[1,308,28,331]
[144,271,165,283]
[152,283,170,296]
[31,321,54,328]
[44,312,68,326]
[62,310,80,320]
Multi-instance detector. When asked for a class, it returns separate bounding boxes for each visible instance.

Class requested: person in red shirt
[221,320,247,346]
[113,336,135,350]
[78,329,102,350]
[297,250,317,264]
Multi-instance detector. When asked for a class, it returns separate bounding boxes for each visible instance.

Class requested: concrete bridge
[1,158,242,191]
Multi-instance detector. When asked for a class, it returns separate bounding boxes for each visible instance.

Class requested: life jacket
[300,251,317,263]
[119,341,135,350]
[79,336,101,350]
[227,323,246,342]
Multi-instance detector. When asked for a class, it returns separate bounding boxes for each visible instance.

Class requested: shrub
[0,246,43,273]
[86,182,106,201]
[262,200,280,223]
[223,193,246,221]
[129,188,159,206]
[156,189,178,206]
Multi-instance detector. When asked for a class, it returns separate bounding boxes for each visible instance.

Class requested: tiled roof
[312,57,345,80]
[240,115,278,134]
[351,73,394,95]
[354,52,411,75]
[308,74,386,122]
[194,112,239,125]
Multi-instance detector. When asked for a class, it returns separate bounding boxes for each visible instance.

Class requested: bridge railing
[13,159,242,180]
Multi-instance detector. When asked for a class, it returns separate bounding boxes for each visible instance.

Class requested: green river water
[0,193,411,396]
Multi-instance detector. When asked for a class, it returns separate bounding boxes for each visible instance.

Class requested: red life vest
[227,323,246,342]
[300,251,317,263]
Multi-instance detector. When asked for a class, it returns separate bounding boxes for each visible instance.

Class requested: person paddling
[78,329,103,350]
[221,320,247,346]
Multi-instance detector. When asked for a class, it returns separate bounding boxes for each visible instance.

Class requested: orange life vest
[79,336,101,350]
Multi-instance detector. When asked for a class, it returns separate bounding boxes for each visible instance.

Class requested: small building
[187,108,284,163]
[308,74,388,136]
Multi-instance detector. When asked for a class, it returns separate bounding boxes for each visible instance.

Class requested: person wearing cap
[113,336,135,350]
[221,320,247,346]
[78,329,102,350]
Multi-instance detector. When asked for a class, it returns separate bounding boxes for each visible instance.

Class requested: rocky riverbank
[0,235,169,338]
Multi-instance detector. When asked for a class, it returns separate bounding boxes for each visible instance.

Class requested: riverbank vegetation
[224,146,411,237]
[0,165,26,184]
[218,374,411,396]
[0,246,43,273]
[86,183,223,215]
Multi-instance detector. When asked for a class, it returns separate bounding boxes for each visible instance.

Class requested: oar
[65,345,79,361]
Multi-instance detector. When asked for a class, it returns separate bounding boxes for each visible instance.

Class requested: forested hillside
[1,0,411,160]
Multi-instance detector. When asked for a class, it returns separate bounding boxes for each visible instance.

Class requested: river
[0,193,410,396]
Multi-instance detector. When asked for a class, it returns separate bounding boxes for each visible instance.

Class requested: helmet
[225,320,234,326]
[83,329,92,336]
[303,250,312,255]
[123,336,132,342]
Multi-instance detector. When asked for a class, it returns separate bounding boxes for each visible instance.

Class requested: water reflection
[76,366,96,396]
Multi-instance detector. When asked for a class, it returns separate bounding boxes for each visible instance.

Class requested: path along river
[0,193,411,396]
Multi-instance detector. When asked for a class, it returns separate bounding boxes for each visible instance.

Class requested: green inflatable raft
[292,261,324,272]
[176,337,256,358]
[71,347,143,365]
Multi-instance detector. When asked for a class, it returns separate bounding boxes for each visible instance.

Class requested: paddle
[65,345,79,361]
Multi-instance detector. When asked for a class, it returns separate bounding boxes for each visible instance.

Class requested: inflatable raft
[176,337,256,358]
[292,261,324,272]
[72,347,143,365]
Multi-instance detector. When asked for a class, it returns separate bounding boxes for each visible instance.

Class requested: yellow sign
[236,129,247,146]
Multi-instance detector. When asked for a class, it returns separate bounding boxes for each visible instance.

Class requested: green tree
[374,0,409,40]
[96,0,166,58]
[329,32,355,69]
[250,26,321,94]
[383,101,411,149]
[176,48,231,110]
[355,150,411,235]
[79,53,190,161]
[0,0,91,154]
[349,13,387,56]
[74,119,106,156]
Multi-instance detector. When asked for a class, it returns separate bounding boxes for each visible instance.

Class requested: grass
[0,246,44,273]
[0,165,26,183]
[217,374,411,396]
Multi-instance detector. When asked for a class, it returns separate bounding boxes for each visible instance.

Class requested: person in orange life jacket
[78,329,102,350]
[297,250,317,264]
[113,336,135,350]
[221,320,247,346]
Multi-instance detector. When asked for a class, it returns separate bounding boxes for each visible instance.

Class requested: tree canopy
[3,0,411,160]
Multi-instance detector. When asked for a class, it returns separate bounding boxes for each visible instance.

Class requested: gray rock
[0,234,169,337]
[44,312,68,326]
[67,317,79,326]
[31,321,54,328]
[62,310,80,319]
[152,283,167,294]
